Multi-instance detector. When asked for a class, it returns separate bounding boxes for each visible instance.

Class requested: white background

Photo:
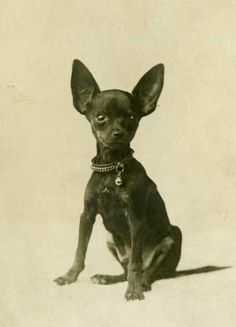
[1,1,236,326]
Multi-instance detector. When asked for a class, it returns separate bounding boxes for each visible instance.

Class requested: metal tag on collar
[115,163,124,186]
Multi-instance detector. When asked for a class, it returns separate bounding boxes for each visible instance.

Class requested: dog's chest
[96,178,130,234]
[96,173,126,200]
[97,183,126,214]
[100,185,111,194]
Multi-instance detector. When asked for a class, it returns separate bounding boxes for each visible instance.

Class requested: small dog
[54,60,182,301]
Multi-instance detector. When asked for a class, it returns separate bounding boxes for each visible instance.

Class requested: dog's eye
[129,115,135,120]
[97,114,106,122]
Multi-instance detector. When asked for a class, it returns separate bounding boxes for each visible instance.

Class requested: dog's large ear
[71,59,100,114]
[132,64,164,116]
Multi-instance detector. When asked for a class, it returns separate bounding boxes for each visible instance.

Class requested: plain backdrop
[1,1,236,326]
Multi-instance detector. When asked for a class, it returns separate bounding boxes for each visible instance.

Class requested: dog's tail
[172,265,231,278]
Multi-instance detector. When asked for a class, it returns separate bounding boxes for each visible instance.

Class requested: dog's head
[71,60,164,149]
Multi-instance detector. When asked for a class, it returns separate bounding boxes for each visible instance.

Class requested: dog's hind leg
[91,234,128,285]
[141,225,182,291]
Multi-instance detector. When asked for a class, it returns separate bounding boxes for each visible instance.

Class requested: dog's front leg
[125,221,145,301]
[54,206,96,286]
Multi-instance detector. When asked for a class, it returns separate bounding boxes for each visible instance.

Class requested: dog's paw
[91,274,126,285]
[141,276,152,292]
[141,281,152,292]
[124,287,145,301]
[91,274,109,284]
[54,270,79,286]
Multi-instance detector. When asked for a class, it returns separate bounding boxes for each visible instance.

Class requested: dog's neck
[95,142,132,164]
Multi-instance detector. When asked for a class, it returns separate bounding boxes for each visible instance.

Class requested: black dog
[54,60,182,301]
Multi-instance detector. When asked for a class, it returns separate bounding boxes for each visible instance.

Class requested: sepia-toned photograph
[1,1,235,326]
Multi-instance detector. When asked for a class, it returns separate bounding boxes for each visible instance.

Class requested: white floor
[1,218,235,327]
